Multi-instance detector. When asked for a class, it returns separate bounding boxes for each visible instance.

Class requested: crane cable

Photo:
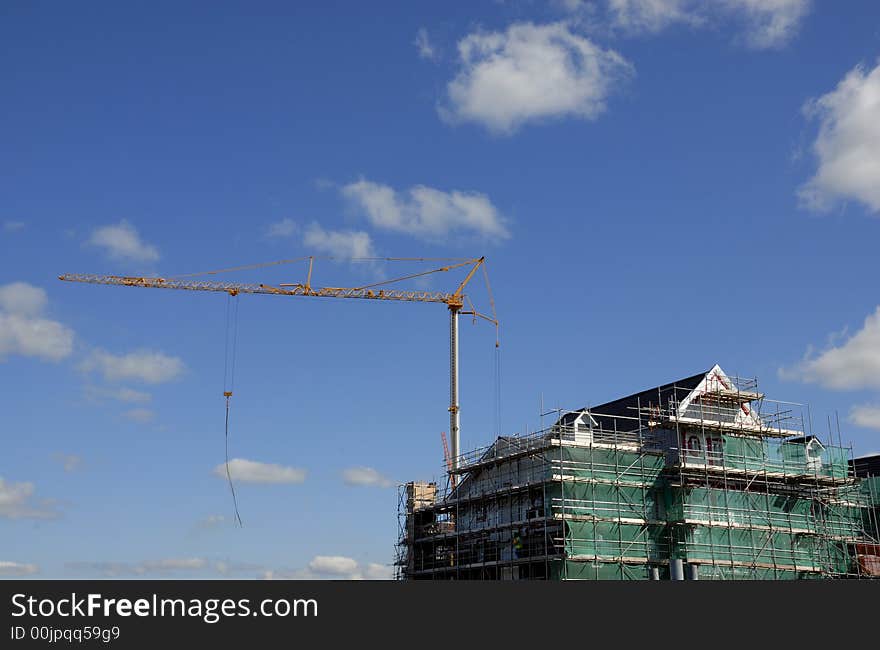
[223,294,243,527]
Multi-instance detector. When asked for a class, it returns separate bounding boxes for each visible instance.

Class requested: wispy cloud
[85,385,152,404]
[415,27,438,61]
[123,408,155,424]
[0,561,39,576]
[440,21,633,134]
[3,221,25,233]
[52,453,83,473]
[67,558,208,577]
[0,282,74,362]
[212,458,307,485]
[197,514,228,529]
[342,467,394,488]
[595,1,810,49]
[342,179,508,240]
[266,218,299,238]
[80,349,185,384]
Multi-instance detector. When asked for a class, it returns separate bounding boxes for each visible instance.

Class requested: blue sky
[2,1,880,579]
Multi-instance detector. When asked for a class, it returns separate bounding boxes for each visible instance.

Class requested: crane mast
[60,255,497,478]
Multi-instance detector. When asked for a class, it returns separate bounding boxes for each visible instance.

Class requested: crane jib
[58,274,458,305]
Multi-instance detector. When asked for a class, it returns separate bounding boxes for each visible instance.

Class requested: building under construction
[396,365,880,580]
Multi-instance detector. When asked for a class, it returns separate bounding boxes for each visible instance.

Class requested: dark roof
[850,454,880,478]
[557,368,710,432]
[785,435,825,447]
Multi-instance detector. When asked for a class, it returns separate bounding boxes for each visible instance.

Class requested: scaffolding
[395,366,880,580]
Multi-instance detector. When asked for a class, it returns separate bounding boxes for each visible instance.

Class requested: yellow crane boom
[59,256,498,471]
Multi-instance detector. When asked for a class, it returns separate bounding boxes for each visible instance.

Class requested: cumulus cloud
[799,60,880,214]
[303,223,376,259]
[342,179,508,240]
[0,282,74,362]
[780,306,880,390]
[850,405,880,431]
[308,555,360,576]
[0,561,39,576]
[415,27,438,60]
[342,467,394,488]
[88,220,159,262]
[0,477,59,520]
[265,556,393,580]
[266,218,298,238]
[80,349,184,384]
[213,458,307,485]
[0,283,47,316]
[441,21,633,134]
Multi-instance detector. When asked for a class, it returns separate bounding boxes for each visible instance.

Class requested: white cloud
[214,560,263,576]
[0,282,74,363]
[266,218,298,238]
[308,555,360,576]
[138,558,206,573]
[850,405,880,431]
[124,407,155,424]
[606,0,809,48]
[68,558,207,577]
[3,221,26,233]
[342,466,394,488]
[80,349,185,384]
[442,22,633,134]
[213,458,307,484]
[85,385,152,404]
[196,514,228,530]
[364,563,394,580]
[303,223,376,259]
[0,282,46,317]
[608,0,703,33]
[88,220,159,262]
[726,0,811,49]
[342,179,508,240]
[263,556,392,581]
[0,561,39,576]
[799,60,880,214]
[53,453,83,473]
[0,477,59,520]
[780,306,880,390]
[0,313,74,362]
[415,27,437,61]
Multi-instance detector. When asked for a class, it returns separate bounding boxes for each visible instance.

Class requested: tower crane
[59,256,498,472]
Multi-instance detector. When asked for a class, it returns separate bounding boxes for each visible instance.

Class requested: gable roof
[558,368,710,432]
[556,364,762,432]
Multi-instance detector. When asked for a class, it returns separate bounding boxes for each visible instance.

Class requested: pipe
[449,307,460,473]
[670,559,684,581]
